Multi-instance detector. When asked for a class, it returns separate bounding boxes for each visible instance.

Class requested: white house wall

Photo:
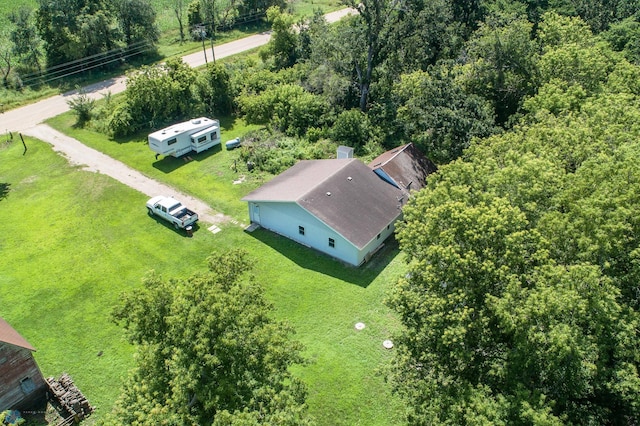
[248,202,362,265]
[356,216,400,264]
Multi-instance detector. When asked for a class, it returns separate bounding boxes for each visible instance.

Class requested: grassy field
[0,121,406,424]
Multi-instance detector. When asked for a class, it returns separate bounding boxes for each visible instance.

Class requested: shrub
[67,91,96,125]
[331,109,372,148]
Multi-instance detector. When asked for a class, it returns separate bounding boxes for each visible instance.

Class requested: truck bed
[172,208,198,226]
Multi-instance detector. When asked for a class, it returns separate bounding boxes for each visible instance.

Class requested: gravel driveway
[24,124,237,229]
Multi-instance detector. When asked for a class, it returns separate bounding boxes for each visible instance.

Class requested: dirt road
[0,8,355,133]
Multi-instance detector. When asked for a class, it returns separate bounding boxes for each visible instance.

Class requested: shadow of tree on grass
[0,183,10,201]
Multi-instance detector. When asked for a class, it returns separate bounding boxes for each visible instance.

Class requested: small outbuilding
[0,317,46,411]
[242,159,405,266]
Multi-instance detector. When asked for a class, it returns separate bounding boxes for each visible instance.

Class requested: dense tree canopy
[105,250,311,425]
[35,0,121,67]
[389,11,640,424]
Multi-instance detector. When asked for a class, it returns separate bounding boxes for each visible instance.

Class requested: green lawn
[0,128,406,424]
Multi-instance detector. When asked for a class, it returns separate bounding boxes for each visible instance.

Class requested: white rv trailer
[148,117,221,158]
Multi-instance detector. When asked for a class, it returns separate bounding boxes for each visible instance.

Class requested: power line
[18,41,156,88]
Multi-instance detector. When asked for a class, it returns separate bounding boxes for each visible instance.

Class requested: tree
[239,83,329,136]
[0,30,15,89]
[392,63,496,163]
[8,6,42,74]
[35,0,120,67]
[302,16,362,110]
[331,108,374,149]
[380,0,457,75]
[170,0,187,43]
[339,0,396,111]
[261,6,298,70]
[116,0,159,47]
[67,89,96,125]
[36,0,120,67]
[187,0,202,30]
[458,14,539,125]
[602,17,640,64]
[106,250,312,425]
[194,62,235,116]
[115,57,197,133]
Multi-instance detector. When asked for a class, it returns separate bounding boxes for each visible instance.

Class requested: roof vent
[347,176,352,181]
[191,119,201,124]
[326,192,331,196]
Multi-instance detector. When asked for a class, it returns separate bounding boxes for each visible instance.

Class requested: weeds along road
[2,8,356,228]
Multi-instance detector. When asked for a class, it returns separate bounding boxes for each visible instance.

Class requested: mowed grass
[0,132,406,424]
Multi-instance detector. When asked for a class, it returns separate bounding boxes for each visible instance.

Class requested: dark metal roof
[243,159,405,248]
[0,317,36,351]
[368,143,437,191]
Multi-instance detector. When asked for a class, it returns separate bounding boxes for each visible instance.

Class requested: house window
[299,226,305,236]
[20,377,35,395]
[328,238,335,248]
[377,233,381,240]
[387,225,390,230]
[167,138,177,146]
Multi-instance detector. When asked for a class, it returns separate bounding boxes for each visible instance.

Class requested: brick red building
[0,317,46,410]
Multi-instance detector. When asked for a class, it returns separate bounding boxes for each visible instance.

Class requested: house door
[253,204,261,223]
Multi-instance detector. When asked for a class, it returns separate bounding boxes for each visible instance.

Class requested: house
[0,317,46,411]
[369,143,437,192]
[242,158,406,266]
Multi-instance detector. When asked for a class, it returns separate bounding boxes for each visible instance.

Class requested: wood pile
[46,373,94,423]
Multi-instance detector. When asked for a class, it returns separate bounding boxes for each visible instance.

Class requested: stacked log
[46,373,94,423]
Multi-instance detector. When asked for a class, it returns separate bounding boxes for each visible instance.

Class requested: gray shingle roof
[242,159,405,248]
[369,143,437,191]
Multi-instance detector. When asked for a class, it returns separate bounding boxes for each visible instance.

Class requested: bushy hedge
[238,129,338,174]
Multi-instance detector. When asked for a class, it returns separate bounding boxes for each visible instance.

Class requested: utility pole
[196,24,208,65]
[210,4,216,63]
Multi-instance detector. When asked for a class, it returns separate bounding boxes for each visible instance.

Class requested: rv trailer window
[198,135,207,143]
[167,138,177,145]
[211,132,218,140]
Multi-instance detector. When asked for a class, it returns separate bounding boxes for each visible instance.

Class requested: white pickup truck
[146,196,198,230]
